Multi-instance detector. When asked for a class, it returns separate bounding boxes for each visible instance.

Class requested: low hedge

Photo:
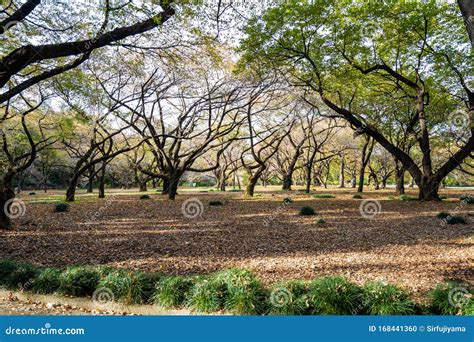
[0,259,471,316]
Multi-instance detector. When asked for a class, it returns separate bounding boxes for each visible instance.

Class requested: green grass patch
[268,280,309,315]
[32,268,62,294]
[188,278,226,313]
[399,195,417,201]
[54,202,70,212]
[315,218,326,225]
[153,276,195,309]
[0,260,39,290]
[307,276,363,315]
[362,282,415,315]
[313,194,335,199]
[299,206,316,216]
[429,282,473,315]
[58,266,101,297]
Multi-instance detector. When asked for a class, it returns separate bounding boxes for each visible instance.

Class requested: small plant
[55,202,69,212]
[268,280,309,315]
[315,218,326,225]
[307,276,363,315]
[209,200,223,206]
[313,194,335,199]
[29,192,36,196]
[362,282,415,315]
[97,270,133,303]
[229,189,243,193]
[283,197,293,204]
[387,196,396,200]
[188,278,226,313]
[444,215,467,225]
[299,206,316,216]
[32,268,62,294]
[437,212,450,219]
[59,266,100,297]
[460,195,474,204]
[140,194,150,200]
[0,259,20,286]
[429,281,473,315]
[153,276,195,309]
[352,194,363,199]
[399,195,417,201]
[2,261,39,290]
[133,272,162,304]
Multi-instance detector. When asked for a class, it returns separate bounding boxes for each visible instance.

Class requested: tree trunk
[162,178,170,195]
[86,166,95,193]
[305,165,311,194]
[168,178,179,200]
[418,177,440,201]
[357,167,365,193]
[98,162,106,199]
[219,180,226,192]
[0,188,15,230]
[246,176,259,197]
[66,176,79,202]
[139,182,147,192]
[282,174,292,191]
[395,165,405,195]
[338,157,345,188]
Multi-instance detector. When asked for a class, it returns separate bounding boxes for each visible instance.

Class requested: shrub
[0,259,20,287]
[29,192,36,196]
[97,270,133,303]
[429,282,473,315]
[2,261,39,290]
[352,194,363,199]
[140,194,150,200]
[32,268,62,294]
[268,280,310,315]
[153,276,195,309]
[437,212,450,219]
[133,272,162,304]
[55,202,69,212]
[444,215,467,225]
[216,269,268,315]
[313,194,335,199]
[188,278,226,313]
[362,282,415,315]
[283,197,293,204]
[460,195,474,204]
[315,219,326,225]
[299,206,316,216]
[59,266,100,297]
[228,189,243,193]
[308,276,363,315]
[209,200,223,206]
[399,195,417,201]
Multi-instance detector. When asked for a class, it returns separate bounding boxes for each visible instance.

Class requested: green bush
[429,282,473,315]
[32,268,62,294]
[140,194,150,200]
[0,260,20,287]
[399,195,417,201]
[313,194,335,199]
[209,201,223,206]
[216,269,268,315]
[2,261,39,290]
[229,189,243,192]
[352,194,363,199]
[437,212,450,219]
[59,266,100,297]
[29,192,36,196]
[444,215,467,225]
[308,276,363,315]
[188,278,226,313]
[315,218,326,225]
[460,195,474,204]
[268,280,310,315]
[299,206,316,216]
[97,270,134,303]
[133,272,162,304]
[55,202,69,212]
[362,282,415,315]
[153,276,195,309]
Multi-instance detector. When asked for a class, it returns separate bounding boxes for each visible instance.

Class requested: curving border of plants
[0,259,472,316]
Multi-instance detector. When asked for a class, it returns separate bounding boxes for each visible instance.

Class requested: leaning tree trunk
[66,176,80,202]
[357,167,366,193]
[246,176,259,197]
[98,162,106,199]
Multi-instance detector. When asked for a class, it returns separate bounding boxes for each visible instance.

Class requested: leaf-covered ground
[1,187,473,301]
